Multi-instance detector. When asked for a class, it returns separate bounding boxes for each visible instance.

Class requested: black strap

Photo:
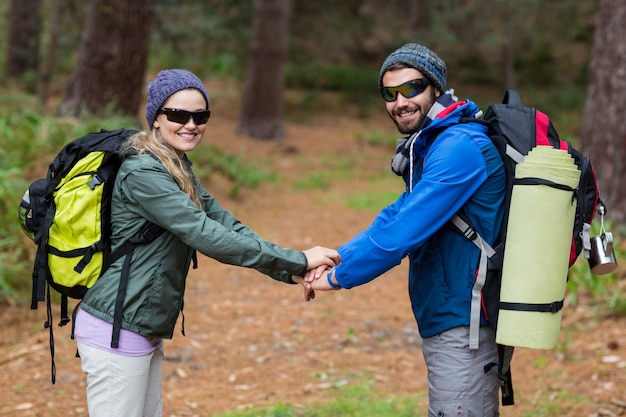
[104,222,164,270]
[191,250,198,269]
[30,259,45,308]
[500,299,564,313]
[89,161,118,190]
[70,300,82,341]
[180,299,186,337]
[180,252,198,336]
[32,229,51,306]
[44,285,57,384]
[43,241,107,275]
[109,222,164,348]
[514,177,576,193]
[111,250,134,349]
[484,344,515,406]
[59,295,71,326]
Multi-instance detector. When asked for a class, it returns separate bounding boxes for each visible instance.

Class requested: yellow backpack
[19,128,163,383]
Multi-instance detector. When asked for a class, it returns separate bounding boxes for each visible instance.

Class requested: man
[307,43,506,416]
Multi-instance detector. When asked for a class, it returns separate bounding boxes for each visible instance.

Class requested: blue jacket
[336,99,505,338]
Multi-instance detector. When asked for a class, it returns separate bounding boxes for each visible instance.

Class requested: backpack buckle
[86,174,103,190]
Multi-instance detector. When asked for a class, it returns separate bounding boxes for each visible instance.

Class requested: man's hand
[294,247,342,301]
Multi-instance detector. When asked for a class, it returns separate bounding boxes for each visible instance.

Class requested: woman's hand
[303,246,341,270]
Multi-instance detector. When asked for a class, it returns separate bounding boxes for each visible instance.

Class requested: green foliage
[567,263,626,316]
[353,130,398,150]
[455,49,497,85]
[149,0,253,79]
[345,190,399,212]
[0,167,31,303]
[285,64,377,93]
[520,41,557,86]
[520,389,593,417]
[212,379,424,417]
[566,220,625,316]
[284,64,379,118]
[293,172,330,191]
[191,143,276,198]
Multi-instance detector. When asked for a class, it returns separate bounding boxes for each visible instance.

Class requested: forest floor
[1,89,625,417]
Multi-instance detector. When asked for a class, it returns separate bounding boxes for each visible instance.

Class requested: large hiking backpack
[450,90,604,406]
[19,128,163,383]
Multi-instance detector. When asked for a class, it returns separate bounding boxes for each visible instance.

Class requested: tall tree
[579,0,626,224]
[6,0,42,90]
[237,0,291,140]
[59,0,155,121]
[38,0,64,104]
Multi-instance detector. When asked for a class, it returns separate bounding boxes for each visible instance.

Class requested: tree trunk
[579,0,626,224]
[408,0,430,37]
[38,0,64,105]
[6,0,42,90]
[59,0,155,121]
[501,41,515,90]
[237,0,291,140]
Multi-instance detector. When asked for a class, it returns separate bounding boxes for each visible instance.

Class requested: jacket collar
[391,92,482,176]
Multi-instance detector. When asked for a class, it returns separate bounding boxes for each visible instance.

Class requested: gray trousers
[422,326,500,417]
[77,341,164,417]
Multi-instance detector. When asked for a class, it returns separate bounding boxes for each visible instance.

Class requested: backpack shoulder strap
[106,221,165,349]
[449,214,495,350]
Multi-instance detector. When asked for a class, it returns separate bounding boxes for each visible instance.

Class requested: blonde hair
[120,130,201,208]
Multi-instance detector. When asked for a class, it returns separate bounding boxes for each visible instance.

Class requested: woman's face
[152,88,209,156]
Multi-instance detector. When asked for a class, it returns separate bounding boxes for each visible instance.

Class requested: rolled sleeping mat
[496,146,581,349]
[525,146,577,169]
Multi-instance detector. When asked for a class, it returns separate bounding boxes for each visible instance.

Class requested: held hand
[303,246,341,270]
[291,275,315,302]
[303,264,329,283]
[309,267,341,291]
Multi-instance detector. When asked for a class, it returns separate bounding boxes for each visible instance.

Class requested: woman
[74,69,338,417]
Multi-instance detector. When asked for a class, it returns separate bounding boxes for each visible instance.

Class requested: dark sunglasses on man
[380,78,430,102]
[159,108,211,125]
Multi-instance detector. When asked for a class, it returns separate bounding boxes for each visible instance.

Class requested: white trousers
[422,326,500,417]
[77,341,164,417]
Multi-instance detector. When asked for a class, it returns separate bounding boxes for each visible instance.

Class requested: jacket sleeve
[196,181,299,282]
[118,158,307,279]
[336,129,489,288]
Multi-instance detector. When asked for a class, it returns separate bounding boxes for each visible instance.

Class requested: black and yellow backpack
[19,128,163,383]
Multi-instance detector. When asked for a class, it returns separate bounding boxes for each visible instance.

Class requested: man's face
[382,68,440,135]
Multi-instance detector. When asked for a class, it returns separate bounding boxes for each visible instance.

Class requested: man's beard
[389,89,438,135]
[391,112,426,135]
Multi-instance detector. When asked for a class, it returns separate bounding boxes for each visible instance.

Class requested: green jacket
[80,154,307,339]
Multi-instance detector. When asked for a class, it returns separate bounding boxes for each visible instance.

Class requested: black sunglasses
[380,78,430,102]
[159,107,211,125]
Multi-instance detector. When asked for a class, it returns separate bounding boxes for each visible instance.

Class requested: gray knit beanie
[145,69,210,127]
[378,44,447,94]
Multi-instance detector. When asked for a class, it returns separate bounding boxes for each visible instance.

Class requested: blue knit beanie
[145,69,210,127]
[378,44,447,94]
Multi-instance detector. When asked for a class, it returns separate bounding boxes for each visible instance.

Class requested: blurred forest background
[3,0,603,114]
[1,0,625,305]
